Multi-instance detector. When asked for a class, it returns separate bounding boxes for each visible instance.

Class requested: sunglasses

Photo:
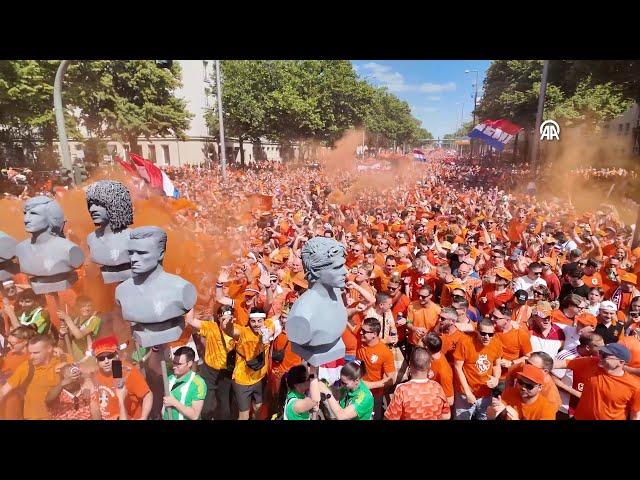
[629,312,640,318]
[516,378,538,390]
[418,294,430,299]
[478,331,495,337]
[97,353,117,362]
[359,329,375,335]
[532,272,543,276]
[388,286,400,291]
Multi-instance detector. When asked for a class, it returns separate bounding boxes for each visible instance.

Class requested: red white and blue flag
[412,149,426,161]
[116,153,180,198]
[468,119,522,151]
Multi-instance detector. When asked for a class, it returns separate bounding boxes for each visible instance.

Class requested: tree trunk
[127,135,141,155]
[239,137,245,168]
[513,132,519,163]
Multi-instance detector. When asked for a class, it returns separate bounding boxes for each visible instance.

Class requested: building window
[148,145,156,163]
[618,124,623,135]
[625,123,630,135]
[162,145,170,165]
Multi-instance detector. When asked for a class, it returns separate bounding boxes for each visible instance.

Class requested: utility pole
[54,60,73,182]
[215,60,227,181]
[465,69,479,157]
[530,60,550,177]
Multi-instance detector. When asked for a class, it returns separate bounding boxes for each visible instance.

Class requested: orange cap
[532,301,553,318]
[620,272,637,284]
[517,364,545,385]
[576,312,597,328]
[495,268,513,281]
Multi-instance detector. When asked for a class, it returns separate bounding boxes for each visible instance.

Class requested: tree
[364,87,424,149]
[71,61,193,154]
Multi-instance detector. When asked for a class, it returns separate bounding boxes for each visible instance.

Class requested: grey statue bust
[287,237,348,366]
[0,230,19,282]
[85,180,134,284]
[115,226,197,348]
[15,196,85,294]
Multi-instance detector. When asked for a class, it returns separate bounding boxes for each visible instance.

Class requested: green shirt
[70,314,101,361]
[163,372,207,420]
[284,390,310,421]
[19,307,49,335]
[339,381,374,420]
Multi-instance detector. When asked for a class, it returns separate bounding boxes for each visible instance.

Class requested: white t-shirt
[512,275,548,299]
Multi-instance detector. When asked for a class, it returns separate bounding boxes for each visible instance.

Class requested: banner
[468,119,522,151]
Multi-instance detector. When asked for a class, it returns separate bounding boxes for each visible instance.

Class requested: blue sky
[352,60,492,139]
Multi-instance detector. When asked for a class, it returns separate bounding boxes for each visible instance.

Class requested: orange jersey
[453,336,503,398]
[356,339,395,398]
[428,353,454,398]
[500,387,557,420]
[569,356,640,420]
[407,301,441,346]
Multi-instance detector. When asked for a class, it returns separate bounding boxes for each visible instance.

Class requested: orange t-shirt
[356,339,395,398]
[582,272,603,289]
[391,294,411,342]
[441,329,471,363]
[618,336,640,369]
[0,351,28,419]
[551,309,574,327]
[7,354,72,420]
[496,328,532,378]
[500,386,557,420]
[505,363,562,412]
[95,361,151,420]
[429,353,454,398]
[569,357,640,420]
[453,336,503,398]
[407,301,441,346]
[271,332,302,374]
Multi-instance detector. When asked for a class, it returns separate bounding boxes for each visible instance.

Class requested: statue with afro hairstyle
[85,180,135,284]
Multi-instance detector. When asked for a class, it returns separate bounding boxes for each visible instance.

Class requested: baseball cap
[599,301,617,313]
[532,301,552,318]
[92,336,119,356]
[441,241,453,250]
[620,272,637,284]
[575,312,597,328]
[516,364,545,385]
[495,268,513,281]
[544,236,557,244]
[539,257,556,267]
[598,343,631,363]
[514,289,528,305]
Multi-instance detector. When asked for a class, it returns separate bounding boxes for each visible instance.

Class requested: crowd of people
[1,151,640,421]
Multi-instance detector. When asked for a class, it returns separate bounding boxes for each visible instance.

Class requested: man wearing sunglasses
[407,286,441,352]
[512,262,547,300]
[453,318,503,420]
[554,343,640,420]
[529,301,565,358]
[488,364,556,420]
[93,336,152,420]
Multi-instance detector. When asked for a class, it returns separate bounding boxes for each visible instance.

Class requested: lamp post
[530,60,550,178]
[54,60,73,181]
[465,69,479,157]
[215,60,227,181]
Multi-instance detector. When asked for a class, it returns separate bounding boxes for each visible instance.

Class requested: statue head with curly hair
[85,180,133,232]
[300,237,347,288]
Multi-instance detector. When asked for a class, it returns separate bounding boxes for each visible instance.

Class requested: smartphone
[112,360,123,379]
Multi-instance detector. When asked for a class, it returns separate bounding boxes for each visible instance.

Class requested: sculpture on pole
[287,237,348,366]
[15,196,85,294]
[115,226,197,348]
[85,180,134,284]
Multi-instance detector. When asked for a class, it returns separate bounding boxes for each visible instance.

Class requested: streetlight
[530,60,550,178]
[215,60,227,181]
[465,69,479,156]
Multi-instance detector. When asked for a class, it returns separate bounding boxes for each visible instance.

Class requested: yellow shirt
[199,321,236,371]
[233,320,274,386]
